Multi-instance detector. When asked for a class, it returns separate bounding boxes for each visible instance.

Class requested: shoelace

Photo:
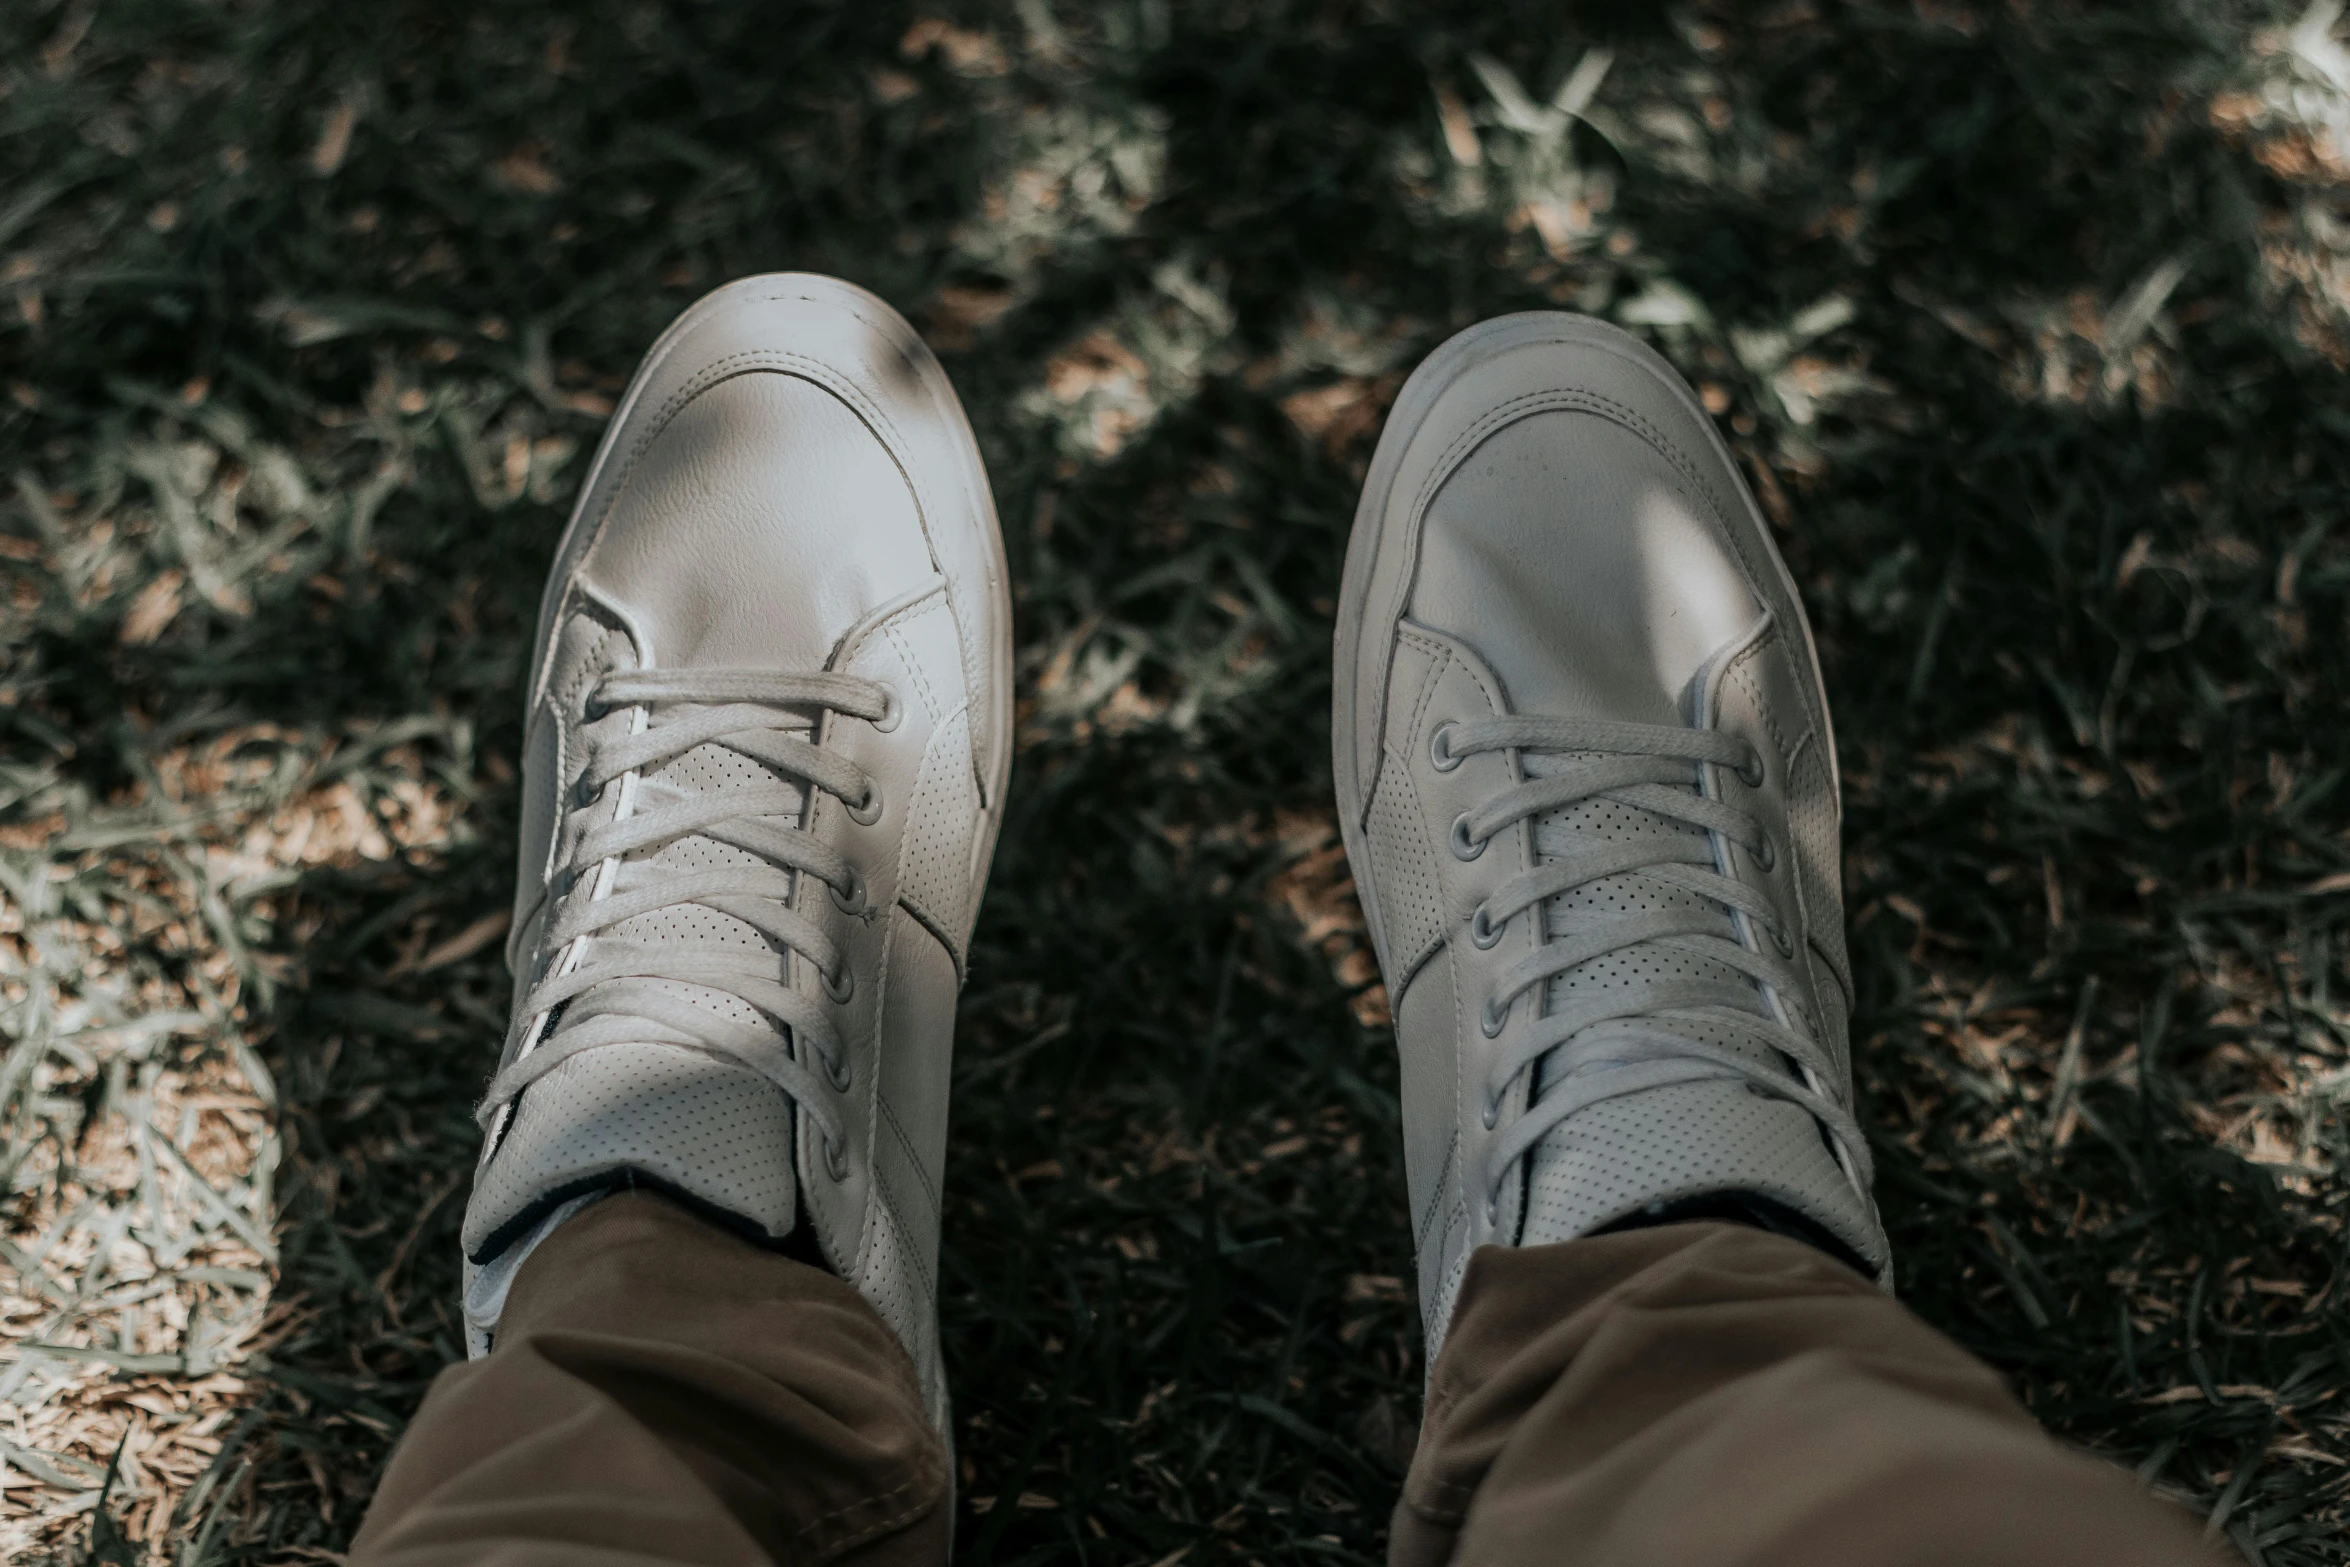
[478,668,893,1181]
[1435,714,1871,1222]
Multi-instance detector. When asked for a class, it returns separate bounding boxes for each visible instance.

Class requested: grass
[3,0,2350,1561]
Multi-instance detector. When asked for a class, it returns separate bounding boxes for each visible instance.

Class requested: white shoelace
[478,668,892,1180]
[1436,714,1871,1221]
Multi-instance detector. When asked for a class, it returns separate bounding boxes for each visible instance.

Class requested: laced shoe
[1332,312,1888,1360]
[461,274,1011,1435]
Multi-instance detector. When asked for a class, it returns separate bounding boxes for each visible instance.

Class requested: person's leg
[350,1192,947,1567]
[1332,314,2227,1567]
[1391,1224,2218,1567]
[351,274,1010,1564]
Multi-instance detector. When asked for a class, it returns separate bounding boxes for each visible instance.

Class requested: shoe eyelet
[1450,814,1486,862]
[829,869,869,917]
[1480,996,1508,1038]
[872,683,904,734]
[1430,723,1464,772]
[846,780,884,826]
[1753,834,1777,872]
[821,1047,852,1092]
[1469,904,1503,949]
[1480,1095,1499,1131]
[1482,1193,1500,1226]
[823,1136,849,1181]
[1736,751,1766,789]
[1770,924,1796,958]
[822,964,855,1005]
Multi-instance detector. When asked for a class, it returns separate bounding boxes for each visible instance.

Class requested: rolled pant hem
[1390,1222,2226,1567]
[351,1192,948,1567]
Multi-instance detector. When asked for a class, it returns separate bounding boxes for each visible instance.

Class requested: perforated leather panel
[1516,747,1876,1259]
[1365,754,1451,978]
[467,1042,798,1249]
[465,709,812,1257]
[894,702,979,965]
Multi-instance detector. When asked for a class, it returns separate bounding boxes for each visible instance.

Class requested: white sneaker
[461,274,1011,1435]
[1332,313,1888,1360]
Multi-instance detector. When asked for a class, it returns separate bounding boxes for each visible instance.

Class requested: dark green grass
[4,0,2350,1562]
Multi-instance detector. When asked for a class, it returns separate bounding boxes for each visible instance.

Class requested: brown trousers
[350,1194,2224,1567]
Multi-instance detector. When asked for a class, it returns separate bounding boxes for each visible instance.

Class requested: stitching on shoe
[1726,644,1823,1035]
[1726,639,1792,773]
[623,351,912,506]
[1378,759,1448,982]
[1400,622,1511,735]
[1398,635,1450,749]
[1396,622,1447,657]
[1378,632,1452,974]
[834,849,901,1281]
[1725,639,1840,1020]
[532,344,927,709]
[1780,728,1856,1011]
[1406,387,1725,544]
[879,1093,944,1232]
[886,650,976,976]
[894,887,967,985]
[834,581,948,680]
[734,284,999,786]
[1413,1125,1457,1253]
[573,349,930,623]
[540,284,986,813]
[1394,622,1449,672]
[885,616,948,723]
[875,1160,938,1308]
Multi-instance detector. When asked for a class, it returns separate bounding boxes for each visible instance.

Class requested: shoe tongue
[462,1041,800,1261]
[459,719,812,1267]
[601,725,812,1033]
[1523,744,1783,1071]
[1514,741,1879,1267]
